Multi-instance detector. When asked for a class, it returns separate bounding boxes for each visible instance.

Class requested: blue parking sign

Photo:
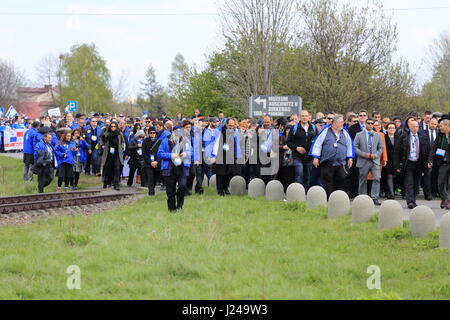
[67,101,78,112]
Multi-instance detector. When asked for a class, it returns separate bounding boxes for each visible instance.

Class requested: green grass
[0,158,449,300]
[0,157,100,196]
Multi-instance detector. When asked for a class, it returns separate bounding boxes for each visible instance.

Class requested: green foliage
[61,43,113,114]
[379,227,410,241]
[64,231,91,247]
[0,157,99,196]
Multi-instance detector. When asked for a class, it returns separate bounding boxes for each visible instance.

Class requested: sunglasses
[150,132,157,134]
[327,118,334,120]
[110,126,117,128]
[359,114,367,117]
[366,122,374,125]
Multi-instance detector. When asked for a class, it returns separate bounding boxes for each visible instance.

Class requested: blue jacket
[157,136,193,171]
[23,128,38,155]
[192,127,203,162]
[203,127,220,159]
[211,127,242,159]
[158,129,171,141]
[34,128,58,148]
[68,122,79,130]
[73,139,91,163]
[34,140,56,173]
[55,142,77,167]
[86,126,102,145]
[309,126,355,166]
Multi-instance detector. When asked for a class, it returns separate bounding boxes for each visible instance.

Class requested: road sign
[249,96,302,118]
[66,101,78,113]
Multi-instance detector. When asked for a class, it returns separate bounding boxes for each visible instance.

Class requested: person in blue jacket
[33,132,57,193]
[23,121,40,181]
[12,116,26,130]
[54,131,76,192]
[157,120,192,212]
[210,118,242,196]
[0,121,5,153]
[85,118,103,176]
[33,123,58,148]
[71,128,91,190]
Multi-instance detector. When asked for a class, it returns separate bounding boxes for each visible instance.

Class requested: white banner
[4,127,25,151]
[48,108,62,117]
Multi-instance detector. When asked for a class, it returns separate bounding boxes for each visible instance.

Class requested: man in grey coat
[354,118,384,205]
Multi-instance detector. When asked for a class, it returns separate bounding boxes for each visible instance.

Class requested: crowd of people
[1,108,449,213]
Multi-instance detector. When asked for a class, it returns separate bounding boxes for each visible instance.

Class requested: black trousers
[127,165,142,186]
[103,155,121,187]
[164,166,187,212]
[215,164,241,194]
[404,160,422,205]
[186,165,196,194]
[422,167,432,198]
[320,162,348,198]
[278,166,295,192]
[38,169,54,193]
[347,165,359,198]
[195,164,205,192]
[144,166,157,195]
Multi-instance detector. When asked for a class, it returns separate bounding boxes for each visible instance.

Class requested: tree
[177,65,242,118]
[215,0,295,110]
[0,59,26,106]
[61,43,113,114]
[112,70,131,103]
[139,64,165,114]
[421,32,450,112]
[291,0,415,115]
[35,54,65,108]
[168,53,190,112]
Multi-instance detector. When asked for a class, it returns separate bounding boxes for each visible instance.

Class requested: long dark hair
[133,123,142,135]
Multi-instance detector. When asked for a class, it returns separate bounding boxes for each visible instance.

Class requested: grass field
[0,157,449,300]
[0,157,100,196]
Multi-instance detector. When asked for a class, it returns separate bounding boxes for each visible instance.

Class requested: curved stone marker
[265,180,285,202]
[209,174,217,189]
[248,178,266,198]
[378,200,403,230]
[439,213,450,249]
[410,206,436,237]
[352,195,375,224]
[328,190,350,219]
[306,186,327,210]
[286,183,306,203]
[230,176,247,196]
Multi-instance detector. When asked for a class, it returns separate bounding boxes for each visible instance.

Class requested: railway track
[0,190,137,215]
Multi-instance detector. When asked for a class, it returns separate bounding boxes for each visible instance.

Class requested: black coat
[348,123,363,140]
[142,137,162,169]
[33,146,55,175]
[384,134,396,174]
[429,133,450,166]
[394,131,429,172]
[127,137,145,168]
[286,123,316,161]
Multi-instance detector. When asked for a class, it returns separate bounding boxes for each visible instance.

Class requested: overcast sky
[1,0,449,97]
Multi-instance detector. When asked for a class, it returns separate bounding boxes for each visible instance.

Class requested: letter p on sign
[366,265,381,290]
[66,265,81,290]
